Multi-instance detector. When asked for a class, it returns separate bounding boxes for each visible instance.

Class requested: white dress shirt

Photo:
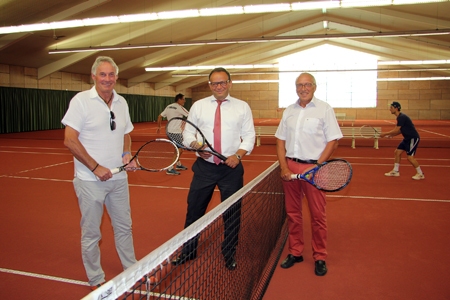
[275,96,342,160]
[185,94,255,163]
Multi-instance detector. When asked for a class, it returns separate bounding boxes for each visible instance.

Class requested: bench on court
[254,125,381,149]
[255,126,278,146]
[335,113,356,126]
[341,127,381,149]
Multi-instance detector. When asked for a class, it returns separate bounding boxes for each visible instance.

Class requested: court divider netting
[83,161,288,300]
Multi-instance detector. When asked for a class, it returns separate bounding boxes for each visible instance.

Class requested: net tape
[83,162,287,300]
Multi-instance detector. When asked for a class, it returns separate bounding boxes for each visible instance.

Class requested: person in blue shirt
[381,101,424,180]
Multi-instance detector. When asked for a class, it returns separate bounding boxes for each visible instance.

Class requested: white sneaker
[384,170,400,177]
[412,173,425,180]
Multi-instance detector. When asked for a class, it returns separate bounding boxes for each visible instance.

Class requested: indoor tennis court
[1,119,449,299]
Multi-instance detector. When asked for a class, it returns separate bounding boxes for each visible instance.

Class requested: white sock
[394,163,400,172]
[177,161,182,166]
[416,167,423,174]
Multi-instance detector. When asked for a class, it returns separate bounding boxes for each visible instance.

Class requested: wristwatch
[235,153,241,160]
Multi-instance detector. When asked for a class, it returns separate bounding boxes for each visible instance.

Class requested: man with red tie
[171,67,255,271]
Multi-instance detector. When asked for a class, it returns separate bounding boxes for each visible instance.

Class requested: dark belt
[287,157,318,164]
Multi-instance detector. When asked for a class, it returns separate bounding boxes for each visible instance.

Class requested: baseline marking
[328,194,450,203]
[418,129,450,138]
[0,267,88,286]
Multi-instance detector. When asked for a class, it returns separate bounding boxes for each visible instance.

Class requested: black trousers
[182,158,243,259]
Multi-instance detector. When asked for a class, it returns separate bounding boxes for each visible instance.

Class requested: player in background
[381,101,424,180]
[157,93,189,175]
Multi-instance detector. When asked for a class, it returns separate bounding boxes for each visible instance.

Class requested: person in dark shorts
[380,101,424,180]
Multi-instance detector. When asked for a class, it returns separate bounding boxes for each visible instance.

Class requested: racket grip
[291,174,301,179]
[111,167,122,175]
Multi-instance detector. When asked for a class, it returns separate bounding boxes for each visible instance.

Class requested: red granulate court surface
[0,119,449,299]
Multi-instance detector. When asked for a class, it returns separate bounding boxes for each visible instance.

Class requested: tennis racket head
[166,117,227,161]
[291,159,353,192]
[313,159,353,192]
[359,125,379,139]
[166,117,205,149]
[133,139,179,172]
[110,139,179,174]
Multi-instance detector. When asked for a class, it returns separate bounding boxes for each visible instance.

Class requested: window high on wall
[278,44,377,108]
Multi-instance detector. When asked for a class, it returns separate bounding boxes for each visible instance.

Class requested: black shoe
[280,254,304,269]
[225,256,237,270]
[171,253,196,266]
[315,260,327,276]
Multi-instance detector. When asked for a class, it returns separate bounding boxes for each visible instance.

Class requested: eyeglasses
[296,83,315,89]
[110,111,116,131]
[209,80,230,88]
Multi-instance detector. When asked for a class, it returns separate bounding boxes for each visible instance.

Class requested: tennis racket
[290,159,353,192]
[165,117,227,161]
[111,139,179,174]
[359,125,380,139]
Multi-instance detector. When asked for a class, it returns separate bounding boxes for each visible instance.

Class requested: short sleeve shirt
[161,103,189,133]
[275,97,343,160]
[61,87,133,181]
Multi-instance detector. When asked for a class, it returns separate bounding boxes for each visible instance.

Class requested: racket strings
[167,119,203,150]
[360,126,378,138]
[314,162,352,191]
[136,142,178,170]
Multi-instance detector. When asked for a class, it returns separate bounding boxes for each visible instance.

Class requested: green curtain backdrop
[0,86,192,134]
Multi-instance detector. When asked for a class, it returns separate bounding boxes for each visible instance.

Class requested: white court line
[0,161,73,178]
[344,156,450,162]
[0,150,70,155]
[2,175,449,202]
[349,162,450,168]
[0,175,191,190]
[0,146,68,150]
[418,129,450,138]
[0,265,201,300]
[15,161,73,174]
[328,194,450,203]
[0,175,73,182]
[129,184,190,190]
[0,267,88,286]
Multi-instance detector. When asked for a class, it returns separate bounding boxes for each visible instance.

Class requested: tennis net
[83,161,287,300]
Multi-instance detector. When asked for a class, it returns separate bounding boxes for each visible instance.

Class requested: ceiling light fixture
[233,80,280,84]
[230,77,450,83]
[146,64,278,72]
[377,77,450,81]
[378,59,450,65]
[171,67,450,78]
[1,0,448,35]
[49,28,450,54]
[170,67,450,76]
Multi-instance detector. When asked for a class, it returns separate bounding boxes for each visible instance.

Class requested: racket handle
[111,167,122,175]
[291,174,301,179]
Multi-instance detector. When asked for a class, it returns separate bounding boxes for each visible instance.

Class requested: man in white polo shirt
[157,93,189,175]
[62,56,138,290]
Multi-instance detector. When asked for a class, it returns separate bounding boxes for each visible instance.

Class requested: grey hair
[91,56,119,75]
[296,72,316,85]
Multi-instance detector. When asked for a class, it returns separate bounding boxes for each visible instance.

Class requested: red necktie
[213,100,225,164]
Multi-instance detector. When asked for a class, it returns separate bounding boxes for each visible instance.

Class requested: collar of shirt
[89,86,117,104]
[295,96,317,109]
[210,95,230,103]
